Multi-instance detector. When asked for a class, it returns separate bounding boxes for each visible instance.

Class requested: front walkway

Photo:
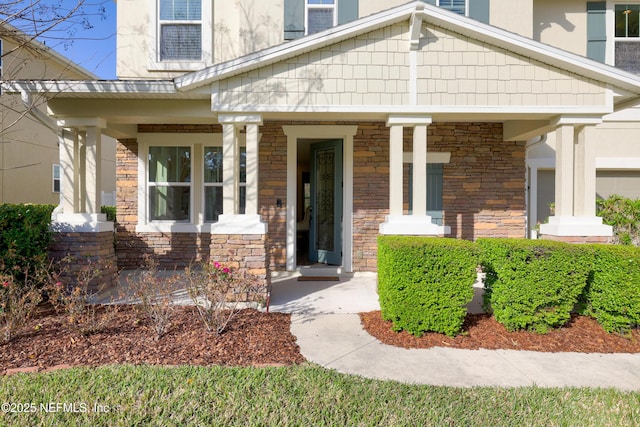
[270,273,640,391]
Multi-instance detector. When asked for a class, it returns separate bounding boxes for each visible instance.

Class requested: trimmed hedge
[584,245,640,335]
[478,238,592,334]
[0,204,56,285]
[378,236,478,337]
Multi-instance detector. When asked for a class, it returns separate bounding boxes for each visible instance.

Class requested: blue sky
[47,1,118,79]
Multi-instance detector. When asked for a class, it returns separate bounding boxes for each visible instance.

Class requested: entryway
[296,139,343,267]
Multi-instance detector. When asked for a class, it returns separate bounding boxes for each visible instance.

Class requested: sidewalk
[270,273,640,391]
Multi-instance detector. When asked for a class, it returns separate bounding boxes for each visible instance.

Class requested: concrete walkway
[270,273,640,391]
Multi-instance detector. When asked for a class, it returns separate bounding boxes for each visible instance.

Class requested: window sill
[147,61,207,72]
[136,223,211,233]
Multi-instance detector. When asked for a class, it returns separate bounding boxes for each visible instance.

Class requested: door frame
[283,125,357,272]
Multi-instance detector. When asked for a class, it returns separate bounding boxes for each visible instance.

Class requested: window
[203,147,246,221]
[52,164,60,193]
[408,163,444,225]
[616,4,640,37]
[148,146,191,221]
[159,0,202,61]
[437,0,467,16]
[306,0,337,35]
[614,3,640,73]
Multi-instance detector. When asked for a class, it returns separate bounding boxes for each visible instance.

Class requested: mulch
[360,311,640,353]
[2,304,640,375]
[0,305,305,373]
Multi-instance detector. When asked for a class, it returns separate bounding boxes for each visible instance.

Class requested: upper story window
[306,0,337,35]
[613,4,640,74]
[436,0,467,16]
[158,0,202,61]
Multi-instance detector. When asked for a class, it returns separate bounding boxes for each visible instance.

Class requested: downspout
[19,89,65,221]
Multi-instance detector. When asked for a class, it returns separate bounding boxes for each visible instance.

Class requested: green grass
[0,364,638,426]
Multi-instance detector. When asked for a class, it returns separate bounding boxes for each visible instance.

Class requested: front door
[309,140,343,265]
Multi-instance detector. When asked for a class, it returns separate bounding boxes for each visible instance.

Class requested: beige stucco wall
[491,0,533,37]
[0,36,116,204]
[215,21,607,110]
[533,0,587,57]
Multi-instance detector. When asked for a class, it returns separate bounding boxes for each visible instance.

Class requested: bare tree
[0,1,108,199]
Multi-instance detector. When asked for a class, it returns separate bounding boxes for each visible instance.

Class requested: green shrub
[583,245,640,335]
[101,205,117,223]
[0,204,55,286]
[478,238,592,334]
[378,236,478,337]
[596,195,640,246]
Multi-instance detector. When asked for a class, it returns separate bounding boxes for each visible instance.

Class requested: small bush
[46,257,119,336]
[479,238,592,333]
[583,245,640,335]
[0,269,42,343]
[101,206,117,223]
[0,204,55,288]
[128,257,178,339]
[378,236,478,337]
[597,195,640,246]
[186,261,262,335]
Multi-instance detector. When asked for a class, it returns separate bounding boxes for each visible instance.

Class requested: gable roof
[175,1,640,97]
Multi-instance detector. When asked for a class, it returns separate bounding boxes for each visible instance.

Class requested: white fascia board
[212,104,614,116]
[175,2,420,91]
[3,80,177,96]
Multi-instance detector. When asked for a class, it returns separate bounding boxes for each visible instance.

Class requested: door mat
[297,276,340,282]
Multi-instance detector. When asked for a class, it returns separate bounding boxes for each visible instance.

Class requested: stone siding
[49,231,117,292]
[540,234,612,244]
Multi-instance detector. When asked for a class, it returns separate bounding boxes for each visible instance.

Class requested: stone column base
[210,234,271,303]
[49,230,117,293]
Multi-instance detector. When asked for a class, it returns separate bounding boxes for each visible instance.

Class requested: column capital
[386,115,432,127]
[218,114,263,125]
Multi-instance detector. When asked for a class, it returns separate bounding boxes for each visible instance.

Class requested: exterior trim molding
[51,213,114,233]
[539,216,613,237]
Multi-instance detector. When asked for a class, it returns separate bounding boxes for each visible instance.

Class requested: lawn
[0,364,638,426]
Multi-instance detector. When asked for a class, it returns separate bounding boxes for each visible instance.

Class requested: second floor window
[615,4,640,37]
[437,0,467,16]
[306,0,337,35]
[159,0,202,61]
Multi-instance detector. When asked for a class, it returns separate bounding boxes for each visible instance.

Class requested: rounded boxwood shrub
[478,238,592,334]
[378,236,478,337]
[585,245,640,335]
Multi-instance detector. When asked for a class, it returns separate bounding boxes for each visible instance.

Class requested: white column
[554,124,574,217]
[412,125,428,217]
[84,126,102,214]
[78,131,87,213]
[245,123,259,216]
[222,123,237,215]
[574,125,597,217]
[389,124,404,217]
[59,130,78,214]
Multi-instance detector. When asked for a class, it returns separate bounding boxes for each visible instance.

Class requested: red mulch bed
[360,311,640,353]
[0,305,305,372]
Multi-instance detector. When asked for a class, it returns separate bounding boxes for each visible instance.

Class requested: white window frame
[437,0,468,16]
[611,1,640,67]
[614,2,640,39]
[52,164,61,193]
[147,144,193,224]
[305,0,338,35]
[147,0,212,72]
[137,133,248,233]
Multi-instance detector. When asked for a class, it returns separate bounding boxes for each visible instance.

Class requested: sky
[44,0,118,79]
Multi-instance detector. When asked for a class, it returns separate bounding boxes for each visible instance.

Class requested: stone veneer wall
[115,122,526,274]
[540,235,611,244]
[49,231,118,292]
[210,234,271,300]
